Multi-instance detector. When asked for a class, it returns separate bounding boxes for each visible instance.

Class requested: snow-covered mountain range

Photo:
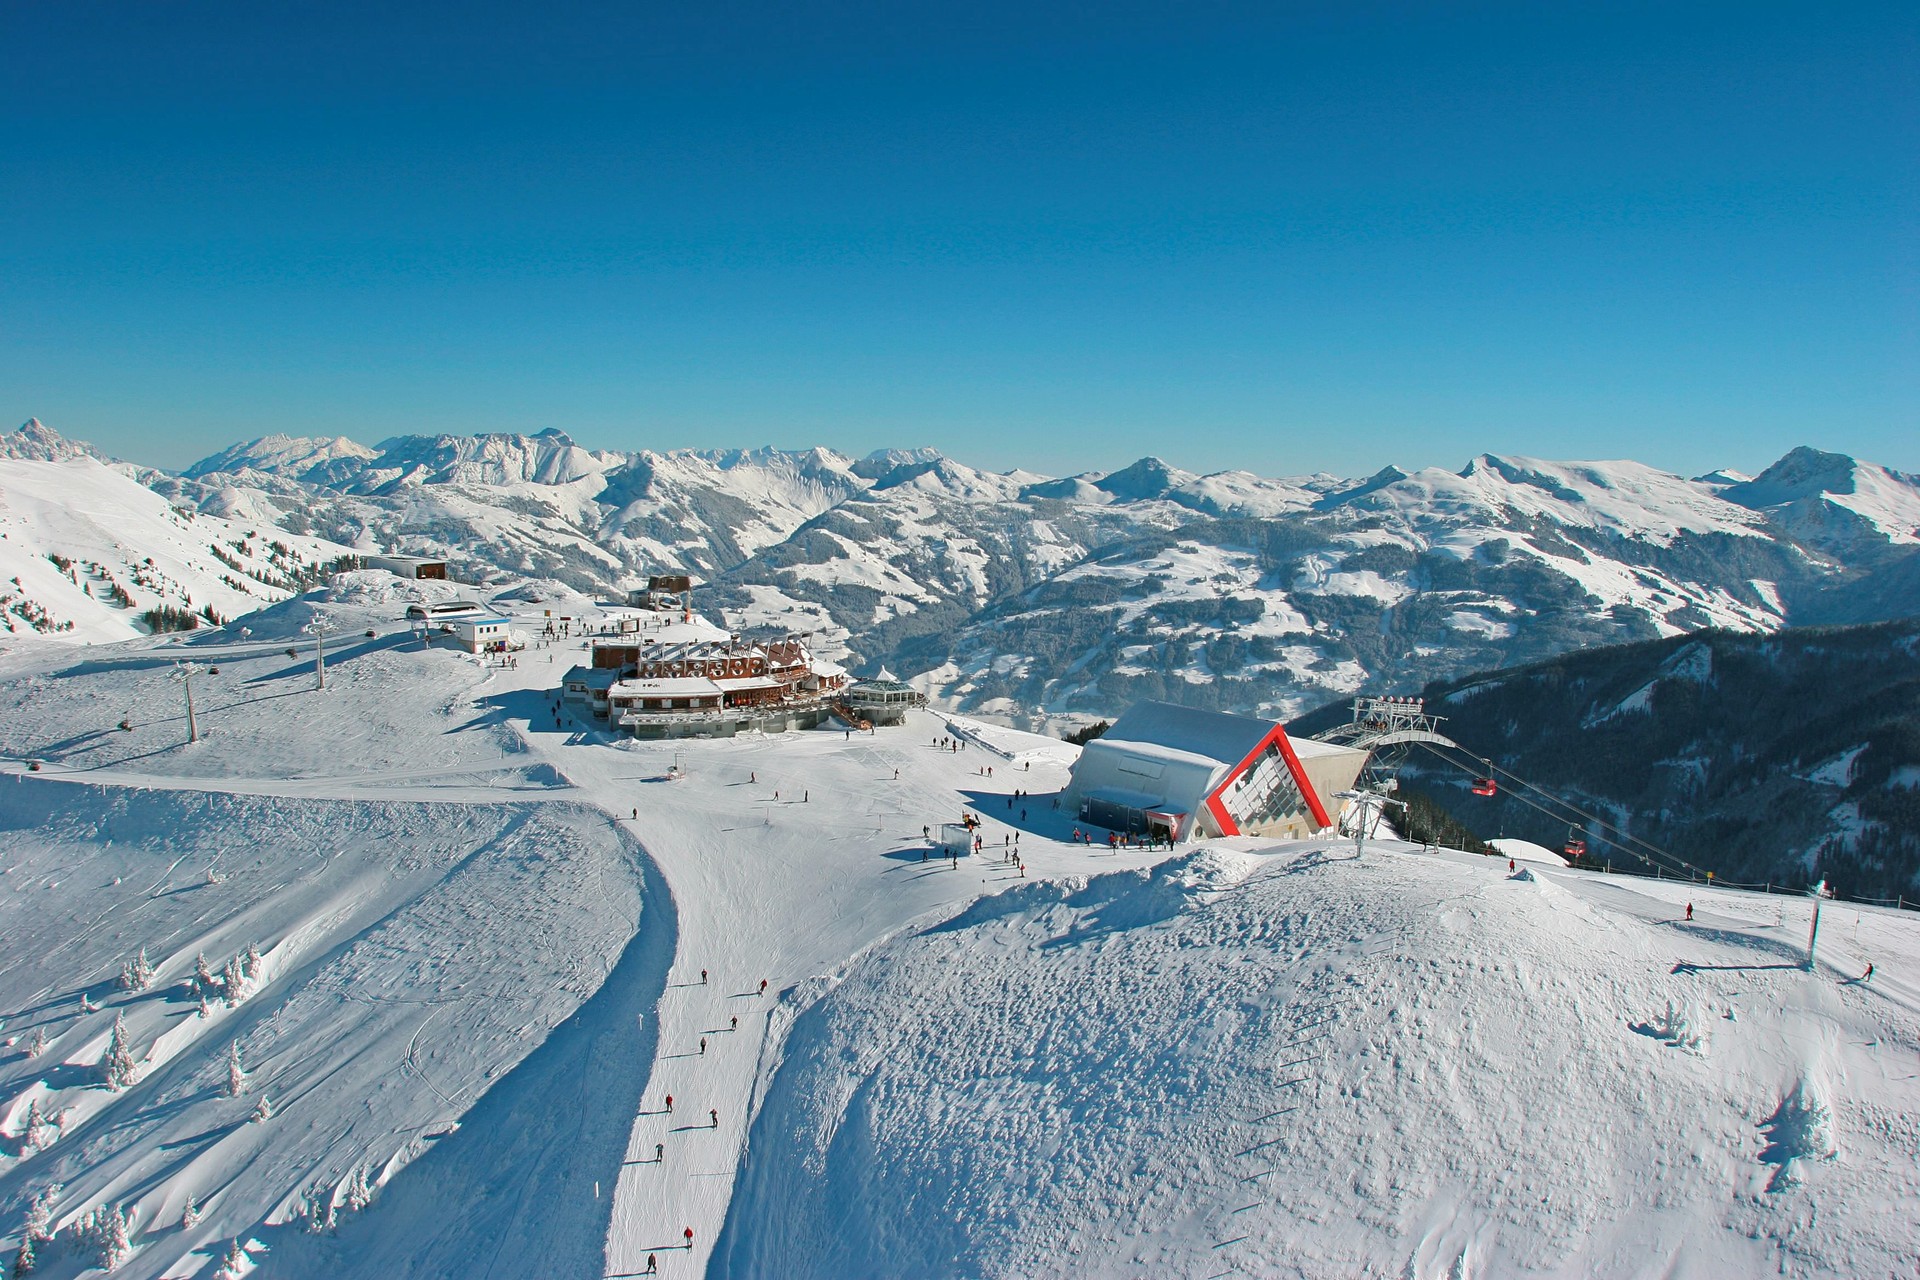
[10,419,1920,724]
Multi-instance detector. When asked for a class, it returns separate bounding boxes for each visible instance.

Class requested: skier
[1685,903,1693,922]
[699,1037,706,1055]
[684,1227,694,1247]
[730,1015,738,1030]
[701,968,708,984]
[1508,859,1515,872]
[633,808,638,819]
[710,1108,719,1128]
[1864,963,1874,982]
[655,1142,664,1162]
[759,978,768,995]
[664,1093,673,1112]
[646,1254,658,1274]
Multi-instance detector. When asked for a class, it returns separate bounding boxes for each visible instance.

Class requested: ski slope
[0,574,1914,1278]
[717,844,1920,1280]
[0,451,350,646]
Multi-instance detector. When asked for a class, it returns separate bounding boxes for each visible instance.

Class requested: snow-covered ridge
[718,841,1919,1278]
[0,434,355,645]
[11,418,1920,722]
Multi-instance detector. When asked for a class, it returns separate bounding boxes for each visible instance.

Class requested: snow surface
[0,581,1915,1279]
[716,844,1920,1279]
[0,454,351,645]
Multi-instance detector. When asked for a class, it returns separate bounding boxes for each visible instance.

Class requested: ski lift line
[1414,742,1707,879]
[1418,741,1700,876]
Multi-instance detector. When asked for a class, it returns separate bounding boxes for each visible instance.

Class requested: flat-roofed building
[1061,700,1369,842]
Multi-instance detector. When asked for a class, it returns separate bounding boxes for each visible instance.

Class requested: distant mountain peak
[1,418,105,462]
[1094,456,1193,501]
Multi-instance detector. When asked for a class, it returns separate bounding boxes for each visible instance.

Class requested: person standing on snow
[1685,903,1693,921]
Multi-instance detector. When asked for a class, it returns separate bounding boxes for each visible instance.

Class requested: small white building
[363,554,450,580]
[1061,701,1369,842]
[449,616,514,654]
[561,665,621,718]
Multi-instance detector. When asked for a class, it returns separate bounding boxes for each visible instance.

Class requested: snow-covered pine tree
[78,993,97,1014]
[101,1011,138,1091]
[118,947,155,992]
[343,1163,374,1213]
[300,1184,336,1234]
[20,1185,58,1261]
[79,1203,131,1270]
[224,1041,247,1098]
[221,955,246,1008]
[213,1238,248,1280]
[249,1093,273,1123]
[241,943,261,982]
[17,1100,56,1154]
[181,1194,200,1228]
[10,1236,34,1278]
[25,1027,46,1058]
[192,952,216,997]
[197,992,212,1020]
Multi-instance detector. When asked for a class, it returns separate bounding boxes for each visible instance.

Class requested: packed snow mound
[716,843,1919,1279]
[1489,837,1570,867]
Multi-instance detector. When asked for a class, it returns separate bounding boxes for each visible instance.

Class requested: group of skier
[643,970,776,1272]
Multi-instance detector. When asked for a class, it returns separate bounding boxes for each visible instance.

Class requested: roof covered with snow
[1102,700,1279,769]
[610,677,723,697]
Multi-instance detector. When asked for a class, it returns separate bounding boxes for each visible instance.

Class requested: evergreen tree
[181,1195,200,1228]
[241,943,262,982]
[344,1164,373,1213]
[81,1203,131,1270]
[21,1185,58,1250]
[249,1094,273,1123]
[25,1027,46,1058]
[10,1236,33,1279]
[214,1239,248,1280]
[221,955,247,1008]
[224,1041,247,1098]
[118,947,155,993]
[197,992,212,1020]
[101,1011,138,1091]
[192,952,216,997]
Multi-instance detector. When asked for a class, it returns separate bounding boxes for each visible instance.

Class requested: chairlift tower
[304,619,327,690]
[173,662,202,744]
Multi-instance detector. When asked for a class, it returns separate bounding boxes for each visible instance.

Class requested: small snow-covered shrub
[1762,1078,1838,1190]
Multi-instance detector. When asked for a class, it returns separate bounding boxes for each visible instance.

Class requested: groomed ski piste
[0,573,1913,1279]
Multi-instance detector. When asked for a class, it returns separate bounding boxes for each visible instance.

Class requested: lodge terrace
[561,613,852,739]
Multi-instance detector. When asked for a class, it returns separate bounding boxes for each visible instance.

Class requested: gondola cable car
[1471,765,1497,797]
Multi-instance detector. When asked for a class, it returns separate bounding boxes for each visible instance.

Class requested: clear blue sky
[3,1,1914,477]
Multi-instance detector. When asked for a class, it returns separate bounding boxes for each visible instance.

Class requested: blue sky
[3,1,1914,477]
